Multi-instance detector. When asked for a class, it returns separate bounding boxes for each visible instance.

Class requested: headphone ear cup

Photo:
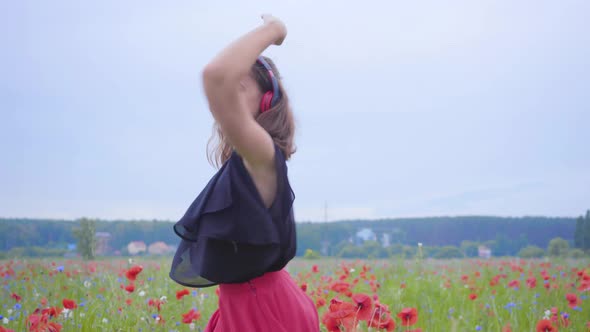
[260,91,274,113]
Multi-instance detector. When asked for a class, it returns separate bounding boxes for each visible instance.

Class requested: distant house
[148,242,172,255]
[356,228,377,244]
[128,241,147,255]
[381,233,391,248]
[478,245,492,259]
[95,232,111,255]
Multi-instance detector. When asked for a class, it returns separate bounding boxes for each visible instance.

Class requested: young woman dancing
[169,14,320,332]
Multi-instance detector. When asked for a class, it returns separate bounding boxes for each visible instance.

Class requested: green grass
[1,257,588,331]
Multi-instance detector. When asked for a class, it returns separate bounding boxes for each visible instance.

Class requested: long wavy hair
[207,56,296,168]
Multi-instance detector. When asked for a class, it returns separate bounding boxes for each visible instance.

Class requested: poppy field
[1,258,589,331]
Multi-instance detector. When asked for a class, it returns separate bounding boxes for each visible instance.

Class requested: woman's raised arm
[202,15,287,167]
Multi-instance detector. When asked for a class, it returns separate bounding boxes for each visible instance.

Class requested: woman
[169,14,320,332]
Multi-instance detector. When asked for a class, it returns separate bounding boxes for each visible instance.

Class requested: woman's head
[208,56,296,167]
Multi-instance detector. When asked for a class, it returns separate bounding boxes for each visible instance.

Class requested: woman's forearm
[203,22,283,85]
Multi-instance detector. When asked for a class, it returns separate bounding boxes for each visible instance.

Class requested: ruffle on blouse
[169,144,296,287]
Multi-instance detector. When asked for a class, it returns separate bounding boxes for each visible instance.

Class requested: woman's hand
[262,14,287,45]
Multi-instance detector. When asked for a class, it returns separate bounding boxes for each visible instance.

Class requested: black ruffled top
[169,144,296,288]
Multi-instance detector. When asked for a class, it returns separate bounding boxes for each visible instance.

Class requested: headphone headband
[257,56,280,111]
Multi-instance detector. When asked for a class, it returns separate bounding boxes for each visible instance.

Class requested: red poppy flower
[182,309,201,324]
[330,282,351,293]
[148,298,163,311]
[508,280,520,288]
[312,265,319,273]
[367,315,395,331]
[566,293,580,308]
[322,312,343,332]
[578,280,590,292]
[10,293,21,302]
[502,323,512,332]
[301,283,308,292]
[41,307,63,318]
[125,265,143,281]
[316,297,327,308]
[323,301,356,332]
[536,319,558,332]
[469,293,477,300]
[352,293,373,321]
[27,313,62,332]
[398,307,418,326]
[125,283,135,293]
[62,299,77,310]
[527,277,537,288]
[176,289,190,300]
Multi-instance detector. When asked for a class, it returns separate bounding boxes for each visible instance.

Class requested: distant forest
[2,213,589,259]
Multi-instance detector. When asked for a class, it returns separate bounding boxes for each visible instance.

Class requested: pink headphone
[257,57,281,113]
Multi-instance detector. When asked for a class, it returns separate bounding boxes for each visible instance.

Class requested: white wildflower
[159,296,167,302]
[350,268,355,273]
[128,258,134,265]
[418,243,423,247]
[102,318,109,323]
[84,280,92,288]
[138,290,146,297]
[140,317,146,321]
[155,316,161,322]
[62,308,72,319]
[7,310,12,315]
[189,323,196,330]
[2,317,8,324]
[80,313,86,318]
[543,310,551,319]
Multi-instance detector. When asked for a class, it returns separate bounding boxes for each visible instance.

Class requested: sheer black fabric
[169,145,296,287]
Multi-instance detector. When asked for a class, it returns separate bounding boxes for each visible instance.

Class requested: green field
[1,258,588,331]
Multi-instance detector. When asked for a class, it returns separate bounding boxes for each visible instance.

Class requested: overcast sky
[1,0,589,222]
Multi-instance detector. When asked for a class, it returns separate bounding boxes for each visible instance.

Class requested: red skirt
[204,269,319,332]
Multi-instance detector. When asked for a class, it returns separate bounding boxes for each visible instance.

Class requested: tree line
[1,211,588,259]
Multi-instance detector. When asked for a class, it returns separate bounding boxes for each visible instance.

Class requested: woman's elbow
[202,63,226,86]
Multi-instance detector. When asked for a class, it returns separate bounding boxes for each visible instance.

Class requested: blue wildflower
[504,302,517,312]
[476,325,482,331]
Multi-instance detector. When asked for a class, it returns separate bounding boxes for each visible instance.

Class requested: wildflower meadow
[1,258,589,331]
